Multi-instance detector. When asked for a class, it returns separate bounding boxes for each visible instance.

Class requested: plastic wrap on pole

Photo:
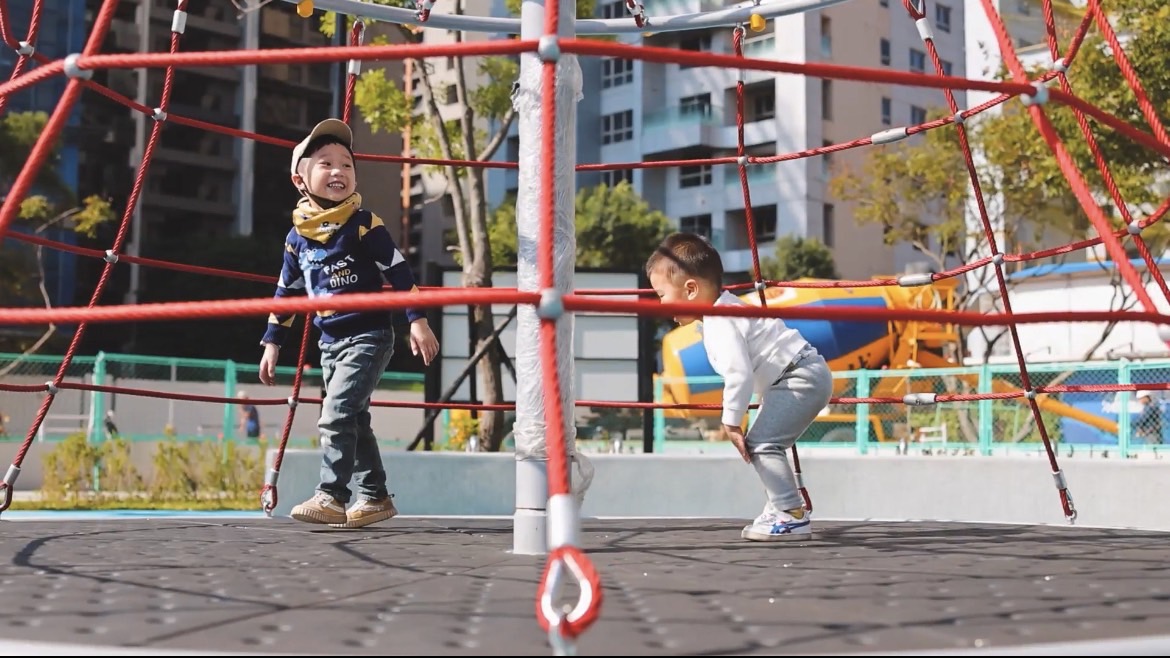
[512,10,582,462]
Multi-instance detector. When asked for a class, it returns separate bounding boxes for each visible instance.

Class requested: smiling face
[293,141,355,204]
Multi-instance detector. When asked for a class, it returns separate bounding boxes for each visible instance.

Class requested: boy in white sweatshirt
[646,232,833,541]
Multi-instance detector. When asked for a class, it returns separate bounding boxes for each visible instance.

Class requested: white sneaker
[741,508,813,542]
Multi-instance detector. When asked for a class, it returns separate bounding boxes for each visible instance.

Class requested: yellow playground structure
[658,278,1120,443]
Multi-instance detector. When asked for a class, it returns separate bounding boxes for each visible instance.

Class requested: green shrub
[34,434,266,510]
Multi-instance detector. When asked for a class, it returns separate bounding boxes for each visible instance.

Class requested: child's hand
[723,424,750,463]
[409,318,440,366]
[259,343,280,385]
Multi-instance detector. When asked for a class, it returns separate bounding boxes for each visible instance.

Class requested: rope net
[1,0,1170,651]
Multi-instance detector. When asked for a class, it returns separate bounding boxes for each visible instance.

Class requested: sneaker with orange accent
[290,491,348,525]
[330,496,398,529]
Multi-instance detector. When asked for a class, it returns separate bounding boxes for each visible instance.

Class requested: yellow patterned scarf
[292,193,361,244]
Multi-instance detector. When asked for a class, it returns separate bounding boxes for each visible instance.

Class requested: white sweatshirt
[701,291,811,427]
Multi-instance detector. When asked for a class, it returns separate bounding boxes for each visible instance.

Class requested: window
[753,205,778,241]
[680,214,712,239]
[601,169,633,188]
[823,204,835,248]
[822,140,833,178]
[444,85,457,104]
[753,93,775,121]
[909,48,926,73]
[680,34,712,52]
[821,80,833,120]
[935,4,952,32]
[820,16,832,58]
[880,0,888,6]
[602,58,634,88]
[679,33,712,69]
[680,93,713,118]
[941,59,954,76]
[446,56,456,70]
[601,110,634,144]
[880,38,891,66]
[600,0,624,18]
[881,97,892,125]
[679,165,713,188]
[910,105,927,125]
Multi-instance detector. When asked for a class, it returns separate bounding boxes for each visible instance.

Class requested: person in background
[238,392,262,440]
[1134,390,1163,444]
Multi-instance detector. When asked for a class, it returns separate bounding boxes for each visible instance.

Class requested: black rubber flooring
[2,517,1169,655]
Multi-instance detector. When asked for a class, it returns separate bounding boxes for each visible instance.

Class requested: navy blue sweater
[261,209,423,346]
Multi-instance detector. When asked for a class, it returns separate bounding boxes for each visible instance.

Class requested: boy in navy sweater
[258,118,439,528]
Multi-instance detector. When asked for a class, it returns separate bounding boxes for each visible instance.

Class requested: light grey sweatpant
[746,346,834,513]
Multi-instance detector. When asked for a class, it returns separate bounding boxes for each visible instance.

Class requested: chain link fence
[651,360,1170,457]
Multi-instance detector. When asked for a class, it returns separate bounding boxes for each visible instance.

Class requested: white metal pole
[238,7,259,236]
[125,0,151,308]
[512,0,581,556]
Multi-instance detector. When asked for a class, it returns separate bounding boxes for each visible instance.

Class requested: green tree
[0,111,115,365]
[830,0,1170,363]
[323,0,595,451]
[759,235,838,281]
[488,181,671,270]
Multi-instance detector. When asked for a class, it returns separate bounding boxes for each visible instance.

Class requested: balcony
[143,192,235,218]
[723,162,778,208]
[154,146,238,172]
[641,103,778,155]
[721,245,775,274]
[640,104,722,155]
[724,33,777,85]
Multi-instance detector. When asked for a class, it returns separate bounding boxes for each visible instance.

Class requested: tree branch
[414,55,472,272]
[910,240,946,270]
[478,107,517,163]
[0,207,82,377]
[0,243,57,377]
[451,0,490,272]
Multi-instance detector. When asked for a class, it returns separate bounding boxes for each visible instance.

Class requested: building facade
[485,0,966,280]
[74,1,404,287]
[400,0,507,276]
[0,0,88,310]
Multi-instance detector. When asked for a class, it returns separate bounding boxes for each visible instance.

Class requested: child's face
[294,142,355,203]
[649,266,704,326]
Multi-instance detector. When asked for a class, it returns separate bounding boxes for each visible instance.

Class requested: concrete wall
[268,450,1170,531]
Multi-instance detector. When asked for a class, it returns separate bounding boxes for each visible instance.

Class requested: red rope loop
[536,546,603,640]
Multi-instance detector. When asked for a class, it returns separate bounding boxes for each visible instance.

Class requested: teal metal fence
[653,359,1170,457]
[0,352,424,443]
[6,353,1167,455]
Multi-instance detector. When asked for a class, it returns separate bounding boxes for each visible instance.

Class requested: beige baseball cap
[289,118,353,176]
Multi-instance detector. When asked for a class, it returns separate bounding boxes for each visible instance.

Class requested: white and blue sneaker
[741,508,813,542]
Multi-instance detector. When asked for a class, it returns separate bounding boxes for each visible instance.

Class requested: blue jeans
[317,328,394,504]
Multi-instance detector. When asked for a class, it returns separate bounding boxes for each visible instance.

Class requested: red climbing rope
[6,0,177,474]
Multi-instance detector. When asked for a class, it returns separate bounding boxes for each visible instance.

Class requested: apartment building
[486,0,966,280]
[402,0,506,275]
[76,0,403,293]
[0,0,87,313]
